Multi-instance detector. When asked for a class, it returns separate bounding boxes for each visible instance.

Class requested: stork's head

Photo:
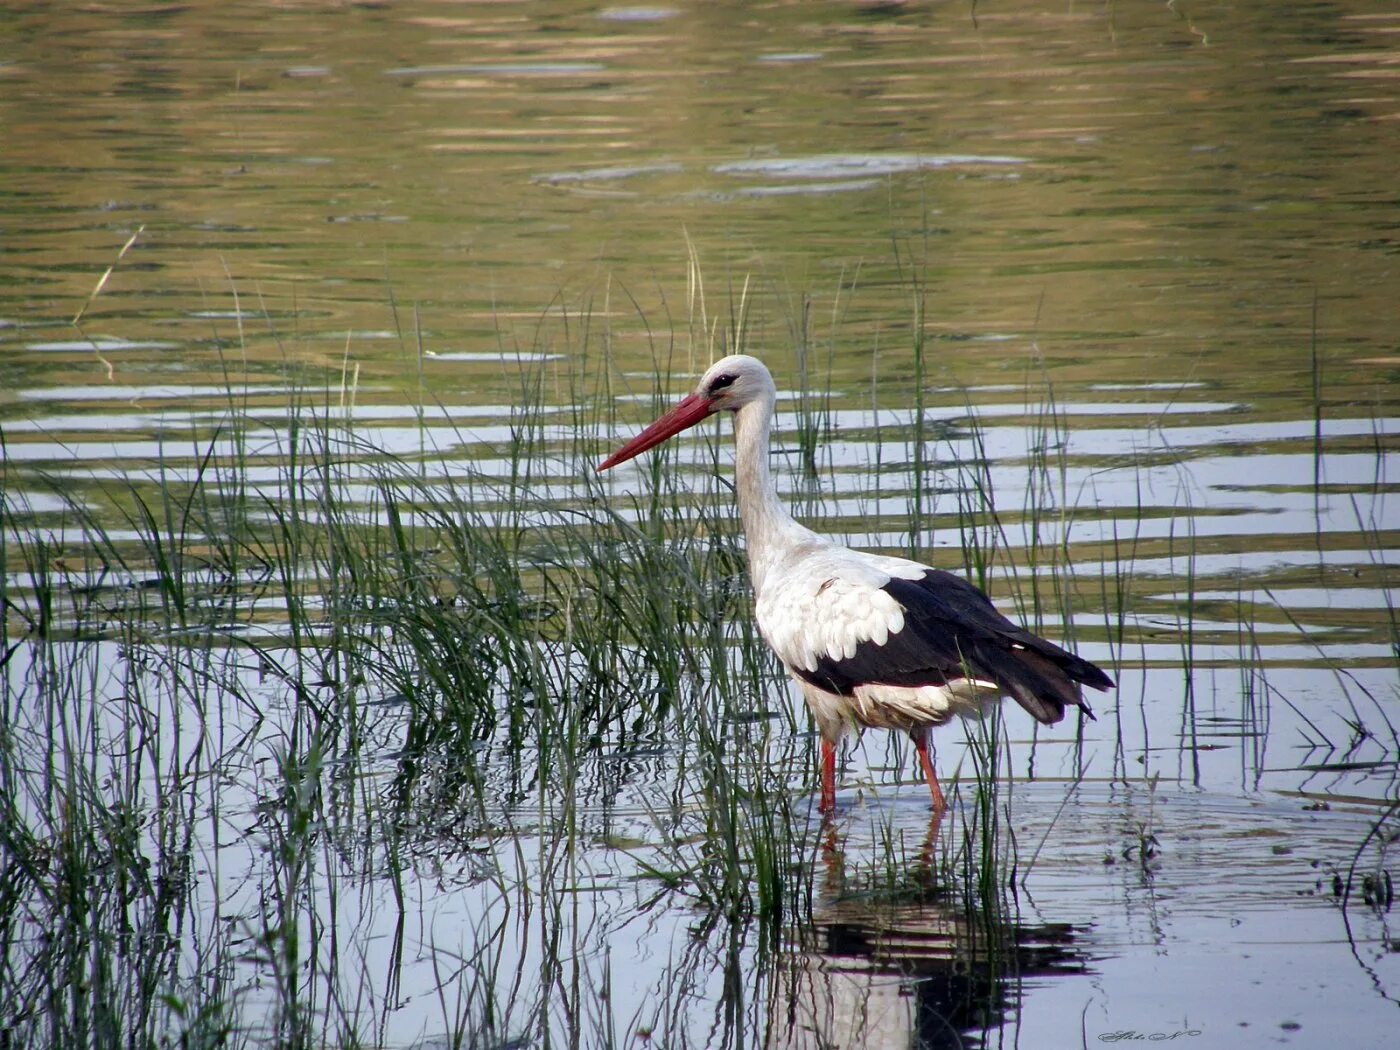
[691,354,777,413]
[597,354,775,471]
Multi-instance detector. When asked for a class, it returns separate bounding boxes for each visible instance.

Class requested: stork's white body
[598,355,1111,812]
[753,539,999,739]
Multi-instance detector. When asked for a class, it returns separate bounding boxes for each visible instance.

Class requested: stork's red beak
[597,392,716,471]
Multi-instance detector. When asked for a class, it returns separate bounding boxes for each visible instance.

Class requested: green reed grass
[13,269,1390,1046]
[0,349,1041,1046]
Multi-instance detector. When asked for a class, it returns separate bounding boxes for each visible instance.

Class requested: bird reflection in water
[767,813,1088,1050]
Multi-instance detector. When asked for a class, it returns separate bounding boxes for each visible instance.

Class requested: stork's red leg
[913,729,946,813]
[819,737,837,814]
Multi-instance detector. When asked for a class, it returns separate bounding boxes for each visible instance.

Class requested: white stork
[597,355,1112,813]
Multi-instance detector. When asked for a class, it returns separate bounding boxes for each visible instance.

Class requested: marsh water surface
[2,2,1397,1047]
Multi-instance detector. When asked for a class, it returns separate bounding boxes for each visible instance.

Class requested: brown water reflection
[770,817,1086,1050]
[2,1,1398,1047]
[2,1,1398,407]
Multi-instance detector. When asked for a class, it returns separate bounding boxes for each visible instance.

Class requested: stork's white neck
[731,392,820,595]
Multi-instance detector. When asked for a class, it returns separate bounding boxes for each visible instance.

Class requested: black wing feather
[793,569,1112,726]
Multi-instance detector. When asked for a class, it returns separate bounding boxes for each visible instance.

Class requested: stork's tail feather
[976,637,1112,726]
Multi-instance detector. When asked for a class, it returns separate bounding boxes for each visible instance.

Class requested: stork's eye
[708,373,737,395]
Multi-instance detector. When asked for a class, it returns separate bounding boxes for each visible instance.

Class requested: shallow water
[2,1,1398,1047]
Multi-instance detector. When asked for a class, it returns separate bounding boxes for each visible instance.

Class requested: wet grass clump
[1,275,1395,1046]
[0,356,825,1045]
[0,347,1047,1046]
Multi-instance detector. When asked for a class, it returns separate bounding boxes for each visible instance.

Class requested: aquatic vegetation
[0,278,1395,1046]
